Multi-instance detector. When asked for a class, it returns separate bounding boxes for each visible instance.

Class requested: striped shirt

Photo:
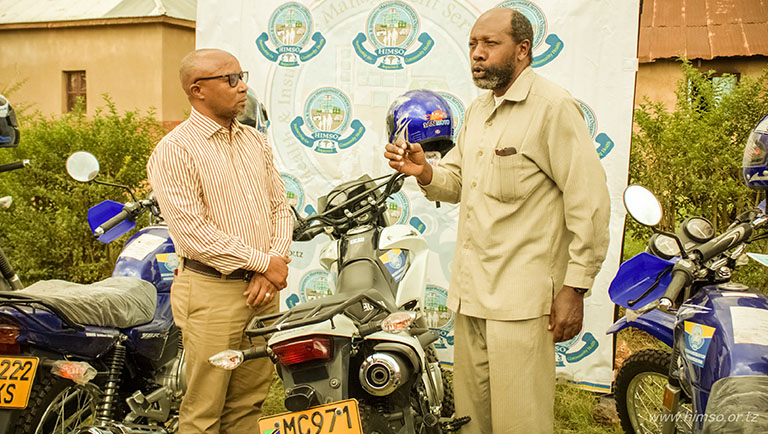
[147,108,293,275]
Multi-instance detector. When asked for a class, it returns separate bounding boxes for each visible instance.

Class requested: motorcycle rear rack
[245,291,394,338]
[0,293,86,331]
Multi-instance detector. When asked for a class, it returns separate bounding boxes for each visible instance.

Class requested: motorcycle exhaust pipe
[359,352,411,396]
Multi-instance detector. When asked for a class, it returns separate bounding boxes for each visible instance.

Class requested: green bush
[0,97,163,283]
[630,60,768,289]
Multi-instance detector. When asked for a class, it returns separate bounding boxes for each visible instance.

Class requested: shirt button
[478,151,483,156]
[471,181,477,188]
[486,120,493,127]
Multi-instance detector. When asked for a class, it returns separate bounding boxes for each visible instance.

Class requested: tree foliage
[630,60,768,288]
[0,97,163,283]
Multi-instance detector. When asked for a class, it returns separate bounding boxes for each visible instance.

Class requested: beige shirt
[422,67,610,320]
[147,108,293,276]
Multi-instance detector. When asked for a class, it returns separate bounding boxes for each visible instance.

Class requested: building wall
[635,56,768,110]
[0,20,194,122]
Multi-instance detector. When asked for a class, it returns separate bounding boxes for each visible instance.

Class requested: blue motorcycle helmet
[0,94,20,148]
[386,89,454,157]
[742,114,768,189]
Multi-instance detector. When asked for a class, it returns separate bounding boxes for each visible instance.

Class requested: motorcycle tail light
[271,335,333,366]
[0,322,20,344]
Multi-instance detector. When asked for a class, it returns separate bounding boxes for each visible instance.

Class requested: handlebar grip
[660,269,690,305]
[0,160,30,174]
[694,222,752,262]
[95,209,131,236]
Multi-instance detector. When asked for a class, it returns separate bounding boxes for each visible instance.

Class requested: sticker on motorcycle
[730,306,768,346]
[379,248,407,282]
[120,233,167,261]
[683,321,716,367]
[156,253,180,281]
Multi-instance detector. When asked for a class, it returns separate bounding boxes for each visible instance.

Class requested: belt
[182,258,254,281]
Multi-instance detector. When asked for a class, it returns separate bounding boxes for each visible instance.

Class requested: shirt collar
[189,107,243,139]
[481,65,535,106]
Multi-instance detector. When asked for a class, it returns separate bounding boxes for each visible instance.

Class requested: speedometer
[648,233,681,259]
[682,217,715,243]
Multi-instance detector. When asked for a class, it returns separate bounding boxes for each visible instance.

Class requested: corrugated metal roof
[0,0,196,25]
[639,0,768,62]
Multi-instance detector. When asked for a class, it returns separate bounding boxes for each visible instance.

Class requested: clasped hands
[243,255,291,309]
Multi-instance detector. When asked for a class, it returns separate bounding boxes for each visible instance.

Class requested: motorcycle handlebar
[0,160,30,174]
[660,268,691,307]
[694,222,753,263]
[94,209,131,236]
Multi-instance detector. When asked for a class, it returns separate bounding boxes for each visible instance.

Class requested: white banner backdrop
[197,0,639,392]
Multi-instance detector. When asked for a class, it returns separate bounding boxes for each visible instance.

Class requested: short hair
[508,9,534,63]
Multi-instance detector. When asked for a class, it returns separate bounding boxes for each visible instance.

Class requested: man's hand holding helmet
[384,141,432,184]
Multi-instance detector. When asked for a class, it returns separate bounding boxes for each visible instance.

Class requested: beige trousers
[171,264,277,434]
[453,313,555,434]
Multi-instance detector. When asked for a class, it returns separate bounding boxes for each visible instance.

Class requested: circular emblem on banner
[257,2,327,67]
[555,330,599,367]
[299,270,333,302]
[577,100,598,139]
[367,2,419,51]
[304,88,352,135]
[269,3,313,48]
[425,285,454,348]
[498,0,547,49]
[385,191,411,226]
[281,172,306,213]
[353,1,433,70]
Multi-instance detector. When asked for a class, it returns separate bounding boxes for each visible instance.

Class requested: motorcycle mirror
[66,151,100,182]
[623,185,663,227]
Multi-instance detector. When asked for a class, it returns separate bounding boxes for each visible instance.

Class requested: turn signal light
[272,335,333,366]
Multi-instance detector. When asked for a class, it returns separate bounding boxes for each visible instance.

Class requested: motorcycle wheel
[615,349,692,434]
[14,372,101,434]
[426,347,454,418]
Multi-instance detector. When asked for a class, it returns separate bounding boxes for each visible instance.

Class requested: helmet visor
[743,116,768,168]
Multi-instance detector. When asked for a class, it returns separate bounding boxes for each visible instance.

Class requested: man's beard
[472,58,516,91]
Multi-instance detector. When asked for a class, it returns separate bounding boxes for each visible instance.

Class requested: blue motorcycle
[607,185,768,434]
[0,152,183,434]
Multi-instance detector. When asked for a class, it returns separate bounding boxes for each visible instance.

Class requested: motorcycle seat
[14,276,157,328]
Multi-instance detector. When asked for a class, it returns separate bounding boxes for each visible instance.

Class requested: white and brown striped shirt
[147,108,293,275]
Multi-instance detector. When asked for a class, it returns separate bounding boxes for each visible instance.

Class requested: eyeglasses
[194,71,249,88]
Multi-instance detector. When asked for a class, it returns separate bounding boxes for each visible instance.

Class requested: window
[687,72,740,111]
[64,71,87,112]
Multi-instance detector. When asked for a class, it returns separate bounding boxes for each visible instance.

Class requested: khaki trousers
[171,264,277,434]
[453,313,555,434]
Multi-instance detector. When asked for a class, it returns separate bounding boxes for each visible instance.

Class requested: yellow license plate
[0,356,39,409]
[258,399,363,434]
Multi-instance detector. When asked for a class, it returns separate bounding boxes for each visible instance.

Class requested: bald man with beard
[147,49,293,433]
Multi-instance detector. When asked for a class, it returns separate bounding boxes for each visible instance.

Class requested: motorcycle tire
[14,371,102,434]
[615,348,681,434]
[426,347,454,418]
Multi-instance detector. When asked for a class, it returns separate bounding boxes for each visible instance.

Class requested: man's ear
[517,39,531,61]
[189,83,204,100]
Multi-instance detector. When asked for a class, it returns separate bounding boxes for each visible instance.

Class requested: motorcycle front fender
[606,309,675,348]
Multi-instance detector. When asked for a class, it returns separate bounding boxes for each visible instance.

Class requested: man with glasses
[147,48,293,433]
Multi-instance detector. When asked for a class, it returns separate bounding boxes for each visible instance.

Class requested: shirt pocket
[487,152,520,203]
[486,152,541,203]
